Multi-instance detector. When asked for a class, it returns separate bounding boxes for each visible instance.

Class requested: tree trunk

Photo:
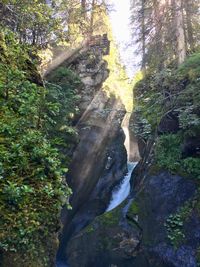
[141,0,146,70]
[173,0,186,64]
[185,0,195,51]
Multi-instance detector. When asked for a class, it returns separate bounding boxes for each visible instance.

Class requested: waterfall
[106,113,138,212]
[122,113,131,161]
[106,113,137,214]
[106,162,137,212]
[122,126,130,161]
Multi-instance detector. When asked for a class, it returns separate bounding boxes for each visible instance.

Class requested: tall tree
[130,0,200,70]
[172,0,186,64]
[141,0,146,69]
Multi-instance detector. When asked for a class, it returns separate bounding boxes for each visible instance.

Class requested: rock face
[55,36,199,267]
[131,171,198,267]
[62,121,200,267]
[67,169,199,267]
[71,49,110,115]
[66,201,142,267]
[56,41,128,265]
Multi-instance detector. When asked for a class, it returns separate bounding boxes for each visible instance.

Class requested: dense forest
[130,0,200,261]
[0,0,200,267]
[131,0,200,181]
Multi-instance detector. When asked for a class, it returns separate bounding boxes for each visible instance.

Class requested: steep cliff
[45,39,130,266]
[62,54,200,267]
[127,55,200,267]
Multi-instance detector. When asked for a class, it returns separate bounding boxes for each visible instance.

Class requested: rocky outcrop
[130,171,199,267]
[62,120,200,267]
[123,113,140,162]
[55,39,128,265]
[70,49,109,115]
[66,200,141,267]
[64,169,199,267]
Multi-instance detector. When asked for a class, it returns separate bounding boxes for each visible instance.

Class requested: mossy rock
[95,204,122,227]
[67,202,142,267]
[127,201,140,218]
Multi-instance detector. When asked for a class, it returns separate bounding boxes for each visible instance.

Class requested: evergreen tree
[131,0,200,70]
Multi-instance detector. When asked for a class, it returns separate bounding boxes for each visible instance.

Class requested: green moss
[97,206,121,227]
[148,164,162,175]
[84,225,95,234]
[0,28,73,266]
[127,201,139,217]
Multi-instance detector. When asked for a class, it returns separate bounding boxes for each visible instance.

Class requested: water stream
[106,161,137,212]
[106,113,138,212]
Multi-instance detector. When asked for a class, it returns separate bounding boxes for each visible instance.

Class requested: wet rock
[151,244,196,267]
[66,202,141,267]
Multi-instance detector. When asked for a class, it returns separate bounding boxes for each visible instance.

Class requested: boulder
[131,171,199,267]
[67,202,141,267]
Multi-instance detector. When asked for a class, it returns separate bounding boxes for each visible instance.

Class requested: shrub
[155,134,182,172]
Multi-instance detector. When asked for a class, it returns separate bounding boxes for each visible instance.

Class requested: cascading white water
[106,162,137,212]
[122,126,130,161]
[106,112,139,212]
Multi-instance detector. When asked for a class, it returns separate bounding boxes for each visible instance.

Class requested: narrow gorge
[47,33,200,267]
[1,1,200,267]
[46,38,141,267]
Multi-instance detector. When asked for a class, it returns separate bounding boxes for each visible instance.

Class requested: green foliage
[133,70,175,139]
[133,54,200,139]
[154,134,200,178]
[45,67,81,161]
[178,53,200,81]
[165,202,192,248]
[0,29,74,265]
[165,214,185,248]
[183,158,200,179]
[155,134,182,172]
[0,0,66,46]
[131,106,152,139]
[0,0,109,47]
[133,53,200,181]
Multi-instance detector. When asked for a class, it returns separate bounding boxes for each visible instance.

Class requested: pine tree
[130,0,200,70]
